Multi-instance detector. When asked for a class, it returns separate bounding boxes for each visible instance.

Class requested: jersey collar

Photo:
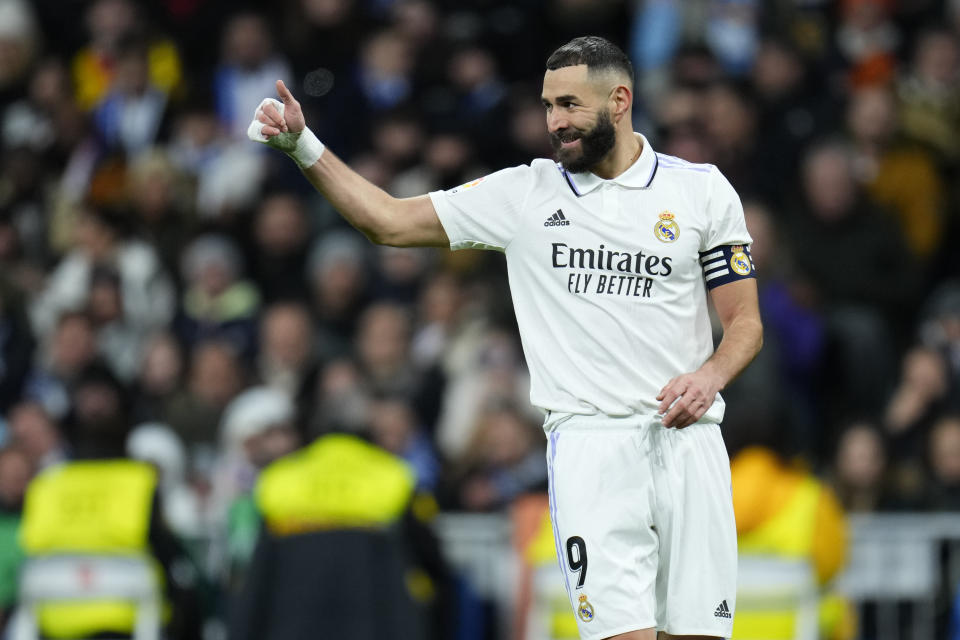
[561,133,658,196]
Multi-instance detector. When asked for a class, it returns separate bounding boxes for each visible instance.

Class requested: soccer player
[249,36,762,640]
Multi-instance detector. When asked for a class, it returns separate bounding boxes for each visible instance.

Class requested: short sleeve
[698,167,756,290]
[700,166,752,251]
[428,165,534,252]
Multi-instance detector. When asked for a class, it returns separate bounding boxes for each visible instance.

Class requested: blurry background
[0,0,958,639]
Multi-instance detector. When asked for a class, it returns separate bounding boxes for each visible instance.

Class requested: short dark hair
[546,36,634,84]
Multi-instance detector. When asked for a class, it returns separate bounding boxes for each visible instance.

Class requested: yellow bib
[257,435,415,535]
[21,460,156,554]
[19,460,158,638]
[734,478,820,640]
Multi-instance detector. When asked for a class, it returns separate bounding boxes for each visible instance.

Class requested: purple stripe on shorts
[548,431,572,601]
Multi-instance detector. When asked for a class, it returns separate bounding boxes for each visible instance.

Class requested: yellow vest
[524,507,580,639]
[734,477,820,640]
[20,460,158,639]
[734,473,852,640]
[256,435,415,536]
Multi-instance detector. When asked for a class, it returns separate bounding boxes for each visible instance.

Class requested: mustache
[549,129,584,148]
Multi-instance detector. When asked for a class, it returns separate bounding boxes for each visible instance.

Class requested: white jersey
[429,134,753,422]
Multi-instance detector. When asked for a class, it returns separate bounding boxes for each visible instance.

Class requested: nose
[547,110,567,134]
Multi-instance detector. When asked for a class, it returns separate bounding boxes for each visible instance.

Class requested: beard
[550,109,617,173]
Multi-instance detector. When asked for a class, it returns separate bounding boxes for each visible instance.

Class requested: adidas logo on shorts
[544,209,570,227]
[714,600,732,619]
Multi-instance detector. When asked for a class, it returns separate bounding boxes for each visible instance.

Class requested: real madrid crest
[577,594,595,622]
[654,211,679,243]
[729,245,752,276]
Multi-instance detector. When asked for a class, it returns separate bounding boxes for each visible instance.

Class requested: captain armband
[699,244,756,290]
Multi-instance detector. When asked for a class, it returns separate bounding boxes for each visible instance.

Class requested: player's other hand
[247,80,306,152]
[656,368,724,428]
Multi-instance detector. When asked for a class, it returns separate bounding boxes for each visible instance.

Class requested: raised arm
[656,278,763,428]
[252,80,448,248]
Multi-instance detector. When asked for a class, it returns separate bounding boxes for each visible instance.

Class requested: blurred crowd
[0,0,959,635]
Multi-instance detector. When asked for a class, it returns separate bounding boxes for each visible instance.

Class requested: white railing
[435,512,960,640]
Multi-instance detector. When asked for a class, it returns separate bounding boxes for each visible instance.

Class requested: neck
[591,130,642,180]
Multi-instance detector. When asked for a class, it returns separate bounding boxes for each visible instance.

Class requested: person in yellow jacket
[227,432,451,640]
[731,446,857,640]
[17,364,201,639]
[511,493,580,640]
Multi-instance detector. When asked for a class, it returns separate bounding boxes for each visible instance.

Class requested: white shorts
[544,413,737,639]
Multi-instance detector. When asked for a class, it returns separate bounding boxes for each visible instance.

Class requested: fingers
[260,124,281,137]
[261,102,287,133]
[658,374,713,428]
[277,79,295,104]
[661,395,706,428]
[657,377,685,414]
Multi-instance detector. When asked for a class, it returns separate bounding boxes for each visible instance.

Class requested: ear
[608,84,632,122]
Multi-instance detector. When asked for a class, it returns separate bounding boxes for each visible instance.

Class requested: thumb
[276,79,295,105]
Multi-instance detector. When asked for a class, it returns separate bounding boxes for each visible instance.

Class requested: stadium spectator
[846,85,946,263]
[919,281,960,401]
[0,0,38,101]
[435,329,533,461]
[165,339,245,455]
[212,386,299,587]
[897,27,960,165]
[86,265,148,381]
[256,301,318,402]
[835,0,899,88]
[751,37,832,183]
[30,205,175,341]
[791,140,917,417]
[306,229,371,361]
[355,301,418,397]
[70,0,182,111]
[92,36,172,157]
[927,414,960,510]
[368,394,440,491]
[175,234,261,358]
[0,278,34,414]
[248,193,311,302]
[6,401,67,470]
[0,446,30,628]
[23,311,99,420]
[131,331,185,423]
[884,347,951,459]
[410,271,464,371]
[228,432,450,640]
[731,444,855,640]
[19,370,203,639]
[278,0,371,80]
[214,13,292,141]
[442,403,546,512]
[830,420,918,511]
[124,149,195,281]
[127,422,207,539]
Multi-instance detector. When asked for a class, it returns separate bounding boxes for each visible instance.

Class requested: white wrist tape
[288,126,325,169]
[246,98,325,169]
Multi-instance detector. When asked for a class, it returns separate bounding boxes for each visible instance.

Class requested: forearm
[700,313,763,389]
[302,150,447,247]
[252,85,448,247]
[301,149,397,243]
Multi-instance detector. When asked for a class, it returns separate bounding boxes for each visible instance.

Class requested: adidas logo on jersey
[714,600,732,619]
[544,209,570,227]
